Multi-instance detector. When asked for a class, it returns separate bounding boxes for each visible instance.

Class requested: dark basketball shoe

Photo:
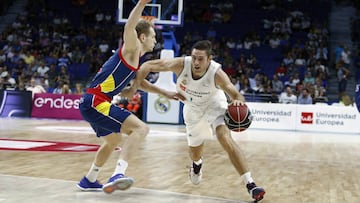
[77,176,103,191]
[246,182,265,202]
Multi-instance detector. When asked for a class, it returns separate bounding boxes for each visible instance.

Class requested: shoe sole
[253,190,265,202]
[189,173,202,185]
[76,184,103,191]
[102,177,134,194]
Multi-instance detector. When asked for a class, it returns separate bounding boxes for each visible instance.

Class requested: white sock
[193,158,202,165]
[86,163,101,182]
[241,172,254,184]
[113,159,128,176]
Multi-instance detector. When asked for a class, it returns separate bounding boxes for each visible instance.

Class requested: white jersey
[176,56,227,109]
[177,56,228,146]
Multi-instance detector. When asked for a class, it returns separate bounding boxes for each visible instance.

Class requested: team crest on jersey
[180,80,187,91]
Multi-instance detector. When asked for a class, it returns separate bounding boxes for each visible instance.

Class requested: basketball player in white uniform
[127,40,265,202]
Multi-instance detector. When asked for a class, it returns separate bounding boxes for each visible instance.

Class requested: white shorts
[183,103,227,147]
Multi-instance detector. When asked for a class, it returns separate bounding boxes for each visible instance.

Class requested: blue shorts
[79,93,132,137]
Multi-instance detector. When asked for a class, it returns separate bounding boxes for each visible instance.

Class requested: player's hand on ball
[230,99,245,106]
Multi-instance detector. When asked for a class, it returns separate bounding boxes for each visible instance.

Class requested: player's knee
[216,132,236,152]
[134,122,149,138]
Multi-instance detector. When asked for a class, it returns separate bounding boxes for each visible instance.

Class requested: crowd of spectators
[177,1,331,104]
[0,0,121,95]
[0,0,354,106]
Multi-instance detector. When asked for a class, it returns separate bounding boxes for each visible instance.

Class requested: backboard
[117,0,183,26]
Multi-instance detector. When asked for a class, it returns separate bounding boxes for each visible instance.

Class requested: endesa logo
[34,96,80,109]
[301,112,313,124]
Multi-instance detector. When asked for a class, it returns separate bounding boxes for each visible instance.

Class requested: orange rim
[140,15,156,23]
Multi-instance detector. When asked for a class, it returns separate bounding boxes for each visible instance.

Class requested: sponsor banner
[0,90,32,118]
[296,105,359,133]
[247,103,296,130]
[247,102,360,134]
[31,93,82,120]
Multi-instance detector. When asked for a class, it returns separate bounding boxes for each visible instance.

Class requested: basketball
[224,103,253,132]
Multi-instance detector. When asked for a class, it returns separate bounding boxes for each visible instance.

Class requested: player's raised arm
[122,0,151,53]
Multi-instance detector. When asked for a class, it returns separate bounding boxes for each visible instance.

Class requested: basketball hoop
[140,16,156,24]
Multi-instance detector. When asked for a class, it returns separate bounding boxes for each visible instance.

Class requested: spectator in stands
[206,26,217,40]
[283,52,294,66]
[294,52,306,69]
[61,83,72,94]
[313,77,327,102]
[240,77,253,94]
[23,50,35,65]
[0,50,6,64]
[70,46,84,63]
[74,83,85,95]
[275,62,287,77]
[297,88,313,104]
[269,34,280,48]
[271,74,284,93]
[14,80,26,91]
[56,65,71,86]
[268,91,279,103]
[336,62,350,94]
[26,77,46,97]
[37,61,50,77]
[0,71,16,89]
[279,86,297,104]
[341,46,352,68]
[98,39,110,58]
[303,70,315,84]
[335,43,345,63]
[230,75,241,91]
[57,51,72,67]
[47,64,58,88]
[52,81,64,94]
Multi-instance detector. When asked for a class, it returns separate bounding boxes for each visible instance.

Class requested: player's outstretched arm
[139,80,185,101]
[132,57,183,89]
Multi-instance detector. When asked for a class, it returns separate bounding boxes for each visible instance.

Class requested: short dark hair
[135,20,154,38]
[191,40,213,56]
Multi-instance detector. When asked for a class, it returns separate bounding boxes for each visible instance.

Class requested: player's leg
[186,119,211,185]
[188,144,204,185]
[215,123,265,202]
[183,106,209,185]
[77,128,121,191]
[102,113,149,194]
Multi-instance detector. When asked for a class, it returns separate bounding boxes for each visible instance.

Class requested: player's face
[191,49,211,78]
[143,27,157,52]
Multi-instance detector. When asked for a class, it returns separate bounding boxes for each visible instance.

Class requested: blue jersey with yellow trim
[88,48,147,98]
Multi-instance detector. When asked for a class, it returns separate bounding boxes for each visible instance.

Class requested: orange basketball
[224,103,252,132]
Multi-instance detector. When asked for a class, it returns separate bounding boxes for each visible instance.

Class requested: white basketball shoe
[189,162,202,185]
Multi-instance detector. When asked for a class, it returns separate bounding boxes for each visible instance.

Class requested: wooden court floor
[0,117,360,203]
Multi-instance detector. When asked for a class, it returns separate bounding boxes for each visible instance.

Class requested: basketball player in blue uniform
[127,40,266,202]
[76,0,180,194]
